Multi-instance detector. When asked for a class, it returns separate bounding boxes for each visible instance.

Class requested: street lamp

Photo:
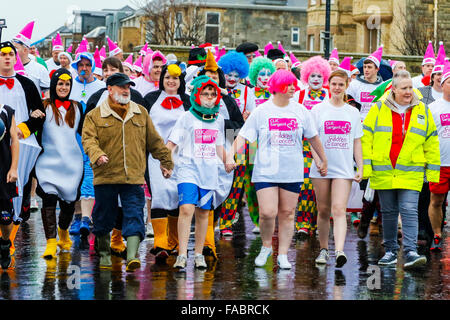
[324,0,331,59]
[0,19,7,42]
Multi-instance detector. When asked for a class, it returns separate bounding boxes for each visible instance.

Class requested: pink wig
[142,51,167,77]
[300,55,331,87]
[268,69,299,94]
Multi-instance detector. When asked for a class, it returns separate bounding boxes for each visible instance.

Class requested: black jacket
[16,74,45,134]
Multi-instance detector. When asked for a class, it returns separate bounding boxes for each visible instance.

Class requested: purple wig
[300,55,331,87]
[268,69,299,94]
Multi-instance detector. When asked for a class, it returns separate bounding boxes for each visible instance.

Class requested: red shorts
[429,166,450,194]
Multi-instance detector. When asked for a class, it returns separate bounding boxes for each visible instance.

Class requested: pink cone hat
[67,44,73,54]
[214,45,219,60]
[289,51,301,68]
[255,50,262,57]
[133,55,143,73]
[338,56,353,77]
[388,59,398,69]
[107,36,122,57]
[53,33,64,51]
[264,42,274,57]
[441,60,450,85]
[423,40,436,66]
[99,46,107,61]
[93,47,103,76]
[277,41,287,55]
[432,41,446,74]
[76,41,88,55]
[14,54,26,76]
[123,54,134,70]
[218,46,226,61]
[147,46,154,56]
[14,21,35,48]
[140,43,149,56]
[366,45,383,68]
[329,48,339,65]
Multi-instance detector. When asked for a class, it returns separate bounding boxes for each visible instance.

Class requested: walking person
[228,70,327,269]
[310,70,364,268]
[362,70,440,270]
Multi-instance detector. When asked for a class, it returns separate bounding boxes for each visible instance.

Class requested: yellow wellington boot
[110,228,127,257]
[9,224,20,256]
[203,211,218,260]
[167,216,179,252]
[57,227,73,251]
[151,218,169,252]
[42,238,58,259]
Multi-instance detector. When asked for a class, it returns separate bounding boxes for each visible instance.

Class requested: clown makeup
[308,72,324,90]
[257,68,272,89]
[56,79,71,99]
[200,85,218,109]
[225,71,240,89]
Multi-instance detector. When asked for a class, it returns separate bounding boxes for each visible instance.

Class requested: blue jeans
[92,184,145,240]
[378,189,420,254]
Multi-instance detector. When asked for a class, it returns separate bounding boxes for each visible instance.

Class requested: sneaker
[80,217,91,237]
[335,251,347,268]
[277,254,292,270]
[296,228,309,240]
[173,254,187,269]
[378,251,398,266]
[404,251,427,269]
[220,228,233,238]
[430,235,442,252]
[194,254,207,269]
[254,246,272,267]
[315,248,329,265]
[252,226,260,234]
[351,212,360,226]
[69,216,82,235]
[146,223,154,238]
[30,198,39,211]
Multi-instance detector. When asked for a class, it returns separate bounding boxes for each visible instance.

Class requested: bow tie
[255,87,271,99]
[227,88,241,98]
[55,99,71,110]
[0,78,14,90]
[161,97,183,110]
[308,89,326,100]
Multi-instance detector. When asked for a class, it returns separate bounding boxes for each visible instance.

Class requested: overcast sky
[1,0,136,43]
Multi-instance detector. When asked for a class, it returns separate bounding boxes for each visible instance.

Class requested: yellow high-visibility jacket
[362,91,440,191]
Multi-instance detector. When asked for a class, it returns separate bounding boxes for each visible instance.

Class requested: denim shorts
[178,183,213,210]
[254,182,303,194]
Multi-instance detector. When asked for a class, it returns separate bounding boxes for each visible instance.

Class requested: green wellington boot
[97,234,112,269]
[126,236,141,272]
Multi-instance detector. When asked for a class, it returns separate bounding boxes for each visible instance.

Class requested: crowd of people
[0,20,448,273]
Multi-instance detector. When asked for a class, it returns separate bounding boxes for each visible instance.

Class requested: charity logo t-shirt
[238,100,318,183]
[309,101,363,179]
[168,111,225,190]
[429,98,450,166]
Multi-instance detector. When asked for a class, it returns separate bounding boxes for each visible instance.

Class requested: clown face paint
[225,71,240,89]
[308,72,324,90]
[257,68,272,89]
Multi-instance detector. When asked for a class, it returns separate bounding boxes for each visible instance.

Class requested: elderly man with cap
[82,73,174,272]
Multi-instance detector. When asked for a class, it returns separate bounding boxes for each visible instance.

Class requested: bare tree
[133,0,205,46]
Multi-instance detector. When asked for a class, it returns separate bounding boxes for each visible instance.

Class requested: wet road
[1,204,449,300]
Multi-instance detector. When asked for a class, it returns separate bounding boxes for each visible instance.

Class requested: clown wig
[300,55,331,87]
[248,57,276,87]
[218,50,249,79]
[267,69,299,94]
[143,51,167,77]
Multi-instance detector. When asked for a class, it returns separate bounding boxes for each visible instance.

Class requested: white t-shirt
[346,78,380,121]
[309,101,363,179]
[45,58,61,72]
[432,88,443,101]
[69,77,106,107]
[23,59,50,96]
[412,74,425,89]
[134,76,159,97]
[238,100,318,183]
[168,111,225,190]
[429,98,450,166]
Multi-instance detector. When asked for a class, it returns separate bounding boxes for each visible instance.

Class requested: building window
[205,12,220,45]
[291,27,300,45]
[175,11,183,40]
[310,0,316,5]
[309,35,315,51]
[320,31,334,52]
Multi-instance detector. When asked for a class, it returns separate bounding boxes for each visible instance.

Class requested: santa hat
[277,41,287,55]
[13,21,35,48]
[338,56,353,77]
[58,52,73,65]
[99,46,107,61]
[432,41,446,74]
[366,45,383,68]
[441,60,450,86]
[123,54,134,70]
[76,38,89,54]
[133,55,143,73]
[52,33,64,51]
[107,36,122,57]
[264,42,274,57]
[140,43,149,56]
[329,48,339,65]
[350,64,359,75]
[14,54,26,76]
[289,52,301,68]
[423,41,436,66]
[67,44,73,54]
[93,47,103,76]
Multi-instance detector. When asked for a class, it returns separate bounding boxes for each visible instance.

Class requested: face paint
[225,71,240,89]
[257,68,272,89]
[308,72,324,90]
